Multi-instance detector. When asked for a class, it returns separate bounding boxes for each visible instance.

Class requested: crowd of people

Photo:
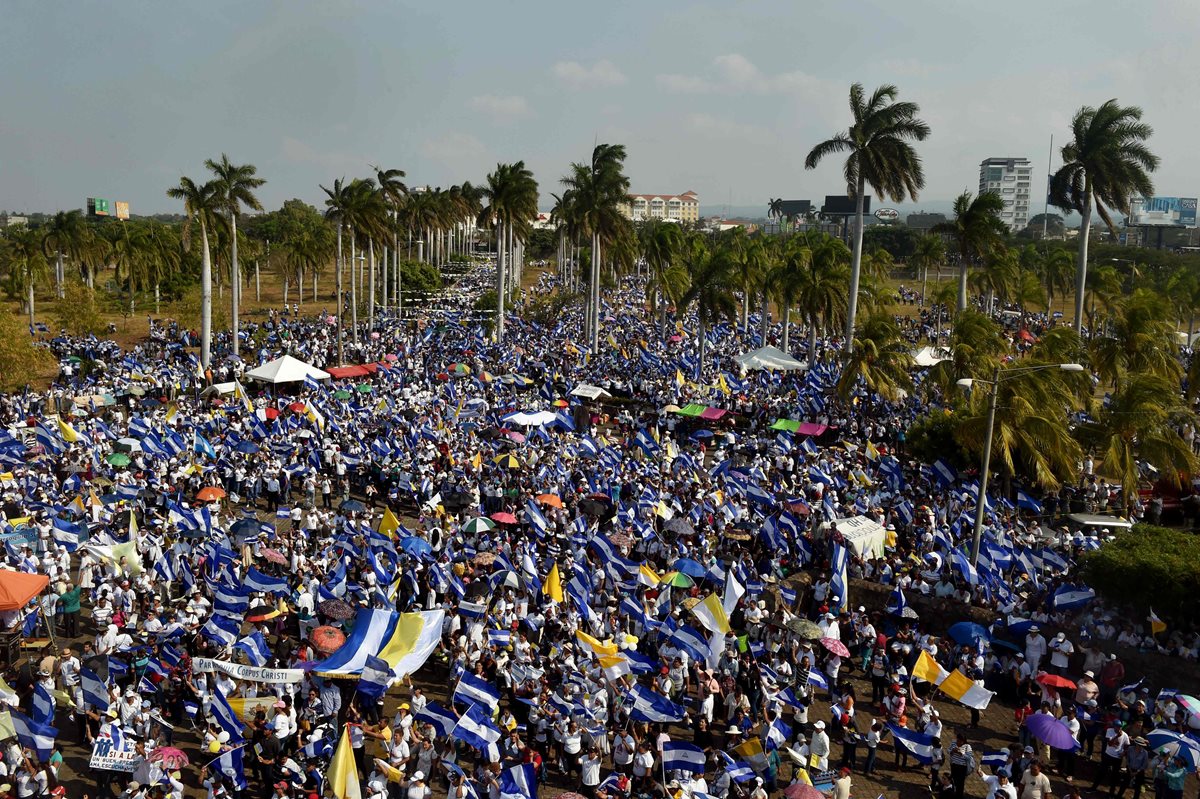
[0,262,1194,799]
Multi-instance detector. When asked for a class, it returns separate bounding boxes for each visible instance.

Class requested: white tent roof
[911,346,952,368]
[244,355,331,384]
[570,384,611,400]
[735,345,806,371]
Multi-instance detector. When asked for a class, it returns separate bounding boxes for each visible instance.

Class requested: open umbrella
[197,486,226,502]
[492,453,523,470]
[115,438,143,453]
[399,536,433,558]
[333,390,352,400]
[234,440,260,455]
[490,512,518,525]
[1146,730,1200,771]
[311,625,347,655]
[288,402,306,413]
[356,383,373,393]
[1036,674,1077,690]
[536,494,563,508]
[659,571,694,588]
[820,637,850,658]
[318,599,355,621]
[340,499,367,513]
[786,618,823,639]
[260,548,288,565]
[148,747,189,770]
[947,621,990,647]
[105,452,131,467]
[462,518,496,534]
[1026,713,1080,750]
[663,517,695,536]
[672,558,706,580]
[783,783,824,799]
[246,602,281,623]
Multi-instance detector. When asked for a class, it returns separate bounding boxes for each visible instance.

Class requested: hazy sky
[5,1,1199,216]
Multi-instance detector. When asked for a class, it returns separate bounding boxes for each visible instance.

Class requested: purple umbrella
[1026,713,1079,751]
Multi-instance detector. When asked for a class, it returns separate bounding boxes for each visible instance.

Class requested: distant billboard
[822,194,871,215]
[88,197,110,217]
[1128,196,1197,228]
[114,201,130,220]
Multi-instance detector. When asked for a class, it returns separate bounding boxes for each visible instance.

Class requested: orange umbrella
[196,486,226,502]
[0,572,48,612]
[536,494,563,508]
[311,625,347,654]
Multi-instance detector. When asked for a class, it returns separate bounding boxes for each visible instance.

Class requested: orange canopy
[0,571,48,612]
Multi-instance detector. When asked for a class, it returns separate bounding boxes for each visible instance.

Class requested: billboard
[88,197,110,217]
[822,194,871,215]
[114,201,130,220]
[1128,196,1197,228]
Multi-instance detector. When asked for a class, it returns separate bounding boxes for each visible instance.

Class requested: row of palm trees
[802,83,1158,351]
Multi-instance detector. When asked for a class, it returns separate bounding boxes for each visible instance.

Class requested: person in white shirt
[1048,633,1074,675]
[978,766,1018,799]
[1025,627,1047,671]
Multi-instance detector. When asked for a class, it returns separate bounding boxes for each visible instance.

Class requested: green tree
[910,233,945,300]
[206,154,266,356]
[792,232,851,364]
[481,162,539,343]
[53,281,105,336]
[927,309,1006,394]
[933,190,1006,311]
[805,83,930,353]
[2,227,50,329]
[0,307,52,391]
[1089,288,1181,386]
[41,209,90,299]
[836,313,913,401]
[1050,100,1159,332]
[639,221,687,339]
[679,235,738,379]
[166,176,220,368]
[1082,524,1200,619]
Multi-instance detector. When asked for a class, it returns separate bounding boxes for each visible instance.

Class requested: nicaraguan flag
[662,740,708,773]
[488,628,513,648]
[244,567,289,596]
[301,735,333,759]
[718,751,756,783]
[32,683,55,726]
[357,655,394,700]
[765,717,792,751]
[452,702,502,751]
[416,701,458,737]
[211,744,248,790]
[981,750,1009,769]
[830,541,849,613]
[499,762,538,799]
[932,458,957,487]
[1015,490,1042,513]
[210,686,245,743]
[885,585,907,615]
[80,667,110,711]
[9,709,57,761]
[1051,584,1096,611]
[454,672,501,709]
[887,723,934,765]
[626,684,686,722]
[234,631,271,667]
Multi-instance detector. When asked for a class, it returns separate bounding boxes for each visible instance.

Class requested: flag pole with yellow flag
[543,564,564,603]
[327,724,362,799]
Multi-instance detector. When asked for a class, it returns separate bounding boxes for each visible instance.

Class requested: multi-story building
[978,157,1032,231]
[906,212,947,233]
[622,191,700,223]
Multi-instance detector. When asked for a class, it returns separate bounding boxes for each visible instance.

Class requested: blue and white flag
[452,702,502,751]
[211,744,248,790]
[454,671,501,709]
[662,740,707,773]
[981,750,1009,769]
[626,684,686,722]
[932,459,957,487]
[885,585,907,616]
[9,709,57,761]
[1015,490,1042,513]
[202,614,241,647]
[488,628,513,648]
[718,751,756,783]
[887,723,934,765]
[301,735,333,759]
[829,541,849,613]
[357,655,394,700]
[244,567,289,596]
[80,667,110,711]
[765,717,792,751]
[210,686,245,743]
[499,762,538,799]
[234,632,271,667]
[32,684,55,726]
[1051,584,1095,611]
[416,701,458,737]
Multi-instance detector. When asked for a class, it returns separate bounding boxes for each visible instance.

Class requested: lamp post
[958,361,1085,565]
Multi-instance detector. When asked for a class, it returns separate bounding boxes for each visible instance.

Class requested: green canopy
[105,452,131,467]
[333,390,352,400]
[770,419,801,432]
[675,404,707,417]
[356,383,373,393]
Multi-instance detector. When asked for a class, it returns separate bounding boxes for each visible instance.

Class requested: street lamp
[958,361,1085,565]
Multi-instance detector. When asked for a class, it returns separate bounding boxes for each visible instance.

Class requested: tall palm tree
[166,176,220,369]
[321,178,355,364]
[764,236,812,354]
[373,166,407,317]
[560,144,630,352]
[836,313,913,401]
[640,220,687,339]
[805,83,930,353]
[933,191,1006,311]
[679,234,738,379]
[1089,288,1181,387]
[1050,100,1159,333]
[41,210,89,298]
[2,228,50,330]
[144,222,181,313]
[206,155,266,356]
[791,231,851,364]
[1082,263,1123,339]
[481,162,539,343]
[968,246,1021,315]
[910,232,945,301]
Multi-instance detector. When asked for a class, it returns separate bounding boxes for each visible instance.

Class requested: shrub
[1080,524,1200,620]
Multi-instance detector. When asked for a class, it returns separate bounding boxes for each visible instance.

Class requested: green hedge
[1080,524,1200,620]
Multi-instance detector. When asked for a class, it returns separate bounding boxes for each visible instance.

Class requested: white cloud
[658,53,829,99]
[279,136,366,174]
[685,113,770,143]
[551,59,627,89]
[467,94,531,123]
[420,132,487,169]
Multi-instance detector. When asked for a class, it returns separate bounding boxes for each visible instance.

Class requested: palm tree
[2,228,50,330]
[910,233,945,301]
[933,191,1006,311]
[321,178,354,364]
[792,231,851,364]
[640,220,687,339]
[205,155,266,356]
[927,309,1006,395]
[41,210,89,298]
[1082,263,1123,339]
[1077,374,1196,511]
[560,145,630,352]
[679,235,738,379]
[835,313,913,401]
[1050,100,1159,333]
[764,236,813,354]
[105,221,153,314]
[372,166,407,317]
[1034,247,1074,315]
[144,222,181,313]
[805,83,930,353]
[166,176,220,369]
[968,246,1021,315]
[480,162,539,343]
[1089,288,1181,387]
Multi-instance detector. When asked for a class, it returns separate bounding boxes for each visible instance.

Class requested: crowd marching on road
[0,261,1194,799]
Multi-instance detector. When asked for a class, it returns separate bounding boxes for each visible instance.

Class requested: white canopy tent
[244,355,331,385]
[911,346,952,368]
[818,515,887,559]
[570,384,612,400]
[735,345,806,372]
